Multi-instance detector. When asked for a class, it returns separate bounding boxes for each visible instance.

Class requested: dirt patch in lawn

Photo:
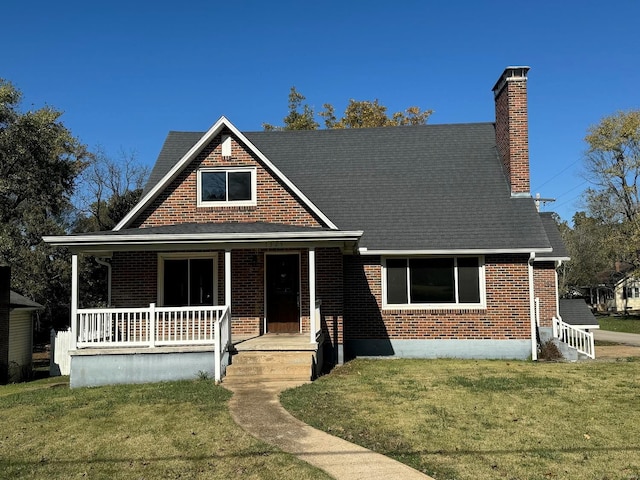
[595,343,640,360]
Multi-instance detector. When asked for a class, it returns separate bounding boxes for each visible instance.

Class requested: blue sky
[4,0,639,224]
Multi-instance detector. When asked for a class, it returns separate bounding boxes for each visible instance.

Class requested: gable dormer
[116,117,337,231]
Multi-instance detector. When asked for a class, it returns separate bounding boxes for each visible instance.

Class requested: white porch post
[70,254,78,350]
[225,250,232,314]
[309,247,316,343]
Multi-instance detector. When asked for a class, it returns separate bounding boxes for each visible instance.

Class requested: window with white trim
[159,254,217,306]
[383,256,485,308]
[624,286,640,299]
[197,167,256,206]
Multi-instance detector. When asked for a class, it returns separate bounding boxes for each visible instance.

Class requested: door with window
[266,254,300,333]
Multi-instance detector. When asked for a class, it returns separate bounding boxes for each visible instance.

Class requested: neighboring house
[0,266,43,383]
[614,274,640,312]
[45,66,586,388]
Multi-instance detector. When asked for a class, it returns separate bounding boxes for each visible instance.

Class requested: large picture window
[384,256,484,307]
[197,168,255,206]
[160,255,216,306]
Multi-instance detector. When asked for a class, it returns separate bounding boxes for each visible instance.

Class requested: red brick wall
[534,262,558,328]
[111,252,158,307]
[494,69,530,195]
[317,248,344,347]
[132,130,324,228]
[228,249,263,336]
[344,254,532,341]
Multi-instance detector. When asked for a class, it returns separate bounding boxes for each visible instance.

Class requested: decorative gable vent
[221,134,232,157]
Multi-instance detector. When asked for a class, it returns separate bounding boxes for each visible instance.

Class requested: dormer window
[197,167,256,207]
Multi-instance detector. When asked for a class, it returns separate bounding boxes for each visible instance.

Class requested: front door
[266,254,300,333]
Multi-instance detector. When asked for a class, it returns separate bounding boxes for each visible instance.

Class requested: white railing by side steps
[552,317,595,359]
[75,304,232,381]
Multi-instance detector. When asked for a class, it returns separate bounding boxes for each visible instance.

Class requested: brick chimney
[492,66,530,196]
[0,265,10,384]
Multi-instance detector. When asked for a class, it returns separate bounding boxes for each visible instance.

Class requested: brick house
[46,66,591,388]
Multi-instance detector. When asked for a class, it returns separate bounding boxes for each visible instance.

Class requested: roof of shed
[559,299,599,327]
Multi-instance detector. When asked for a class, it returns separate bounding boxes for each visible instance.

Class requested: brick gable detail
[132,131,325,228]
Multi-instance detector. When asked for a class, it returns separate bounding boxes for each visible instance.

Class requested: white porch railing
[75,304,232,381]
[552,317,595,359]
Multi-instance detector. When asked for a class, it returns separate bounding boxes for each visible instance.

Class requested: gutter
[43,230,364,247]
[529,252,538,361]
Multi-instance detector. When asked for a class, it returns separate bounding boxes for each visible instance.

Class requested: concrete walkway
[594,329,640,346]
[225,381,434,480]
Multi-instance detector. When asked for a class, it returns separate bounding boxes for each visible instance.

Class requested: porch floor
[233,333,318,352]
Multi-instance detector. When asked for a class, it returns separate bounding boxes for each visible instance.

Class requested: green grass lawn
[281,358,640,480]
[598,315,640,334]
[0,377,330,480]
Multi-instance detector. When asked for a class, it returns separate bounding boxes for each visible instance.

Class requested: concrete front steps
[224,350,316,386]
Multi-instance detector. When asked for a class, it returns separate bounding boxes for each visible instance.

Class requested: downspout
[95,257,112,307]
[529,252,537,361]
[555,260,562,319]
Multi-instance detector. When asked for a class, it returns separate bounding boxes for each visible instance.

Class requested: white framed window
[158,253,218,306]
[625,286,640,299]
[197,167,256,207]
[382,256,486,309]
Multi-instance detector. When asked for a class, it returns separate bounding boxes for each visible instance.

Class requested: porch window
[383,256,484,308]
[197,167,256,206]
[161,256,215,306]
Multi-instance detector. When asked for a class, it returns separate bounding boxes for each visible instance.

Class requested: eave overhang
[43,230,364,254]
[533,255,570,262]
[358,247,554,256]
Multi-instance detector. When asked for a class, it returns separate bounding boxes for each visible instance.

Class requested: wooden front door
[266,254,300,333]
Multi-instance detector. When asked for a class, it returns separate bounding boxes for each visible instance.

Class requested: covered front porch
[45,224,361,387]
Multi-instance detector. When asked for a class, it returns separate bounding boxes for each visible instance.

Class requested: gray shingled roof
[10,291,43,309]
[559,299,599,327]
[143,124,553,252]
[537,212,569,259]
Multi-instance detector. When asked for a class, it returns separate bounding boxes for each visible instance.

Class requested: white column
[70,254,78,350]
[309,247,316,343]
[225,250,232,313]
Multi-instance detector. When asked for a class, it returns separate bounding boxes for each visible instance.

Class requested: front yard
[282,358,640,480]
[0,377,329,480]
[4,358,639,480]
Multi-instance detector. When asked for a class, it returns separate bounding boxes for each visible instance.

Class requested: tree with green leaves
[582,110,640,268]
[263,87,319,131]
[559,212,618,297]
[0,79,88,331]
[263,87,432,131]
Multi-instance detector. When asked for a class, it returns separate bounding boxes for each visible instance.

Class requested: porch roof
[43,222,363,253]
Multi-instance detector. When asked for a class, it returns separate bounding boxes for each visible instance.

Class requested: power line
[552,180,588,201]
[532,159,581,192]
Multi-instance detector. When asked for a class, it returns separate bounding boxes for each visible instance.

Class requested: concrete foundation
[70,347,229,388]
[347,338,532,360]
